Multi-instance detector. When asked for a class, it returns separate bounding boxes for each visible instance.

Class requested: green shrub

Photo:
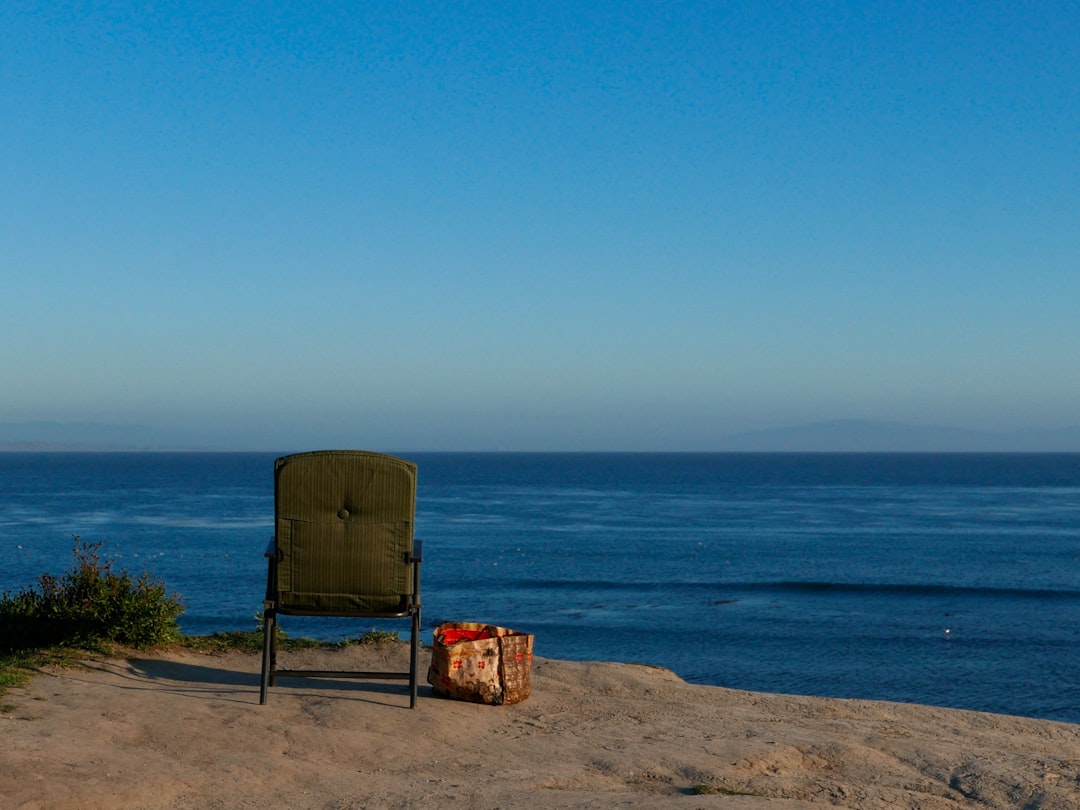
[181,630,266,653]
[0,537,183,653]
[353,629,400,645]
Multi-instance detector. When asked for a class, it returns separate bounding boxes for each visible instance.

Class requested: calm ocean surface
[1,452,1077,723]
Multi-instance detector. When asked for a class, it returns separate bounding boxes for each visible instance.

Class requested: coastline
[1,644,1077,809]
[5,451,1080,725]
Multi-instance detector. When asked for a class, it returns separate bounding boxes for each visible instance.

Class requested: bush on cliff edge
[0,536,183,653]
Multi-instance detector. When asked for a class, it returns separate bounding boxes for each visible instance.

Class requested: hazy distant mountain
[717,420,1080,452]
[0,421,168,450]
[4,418,1080,453]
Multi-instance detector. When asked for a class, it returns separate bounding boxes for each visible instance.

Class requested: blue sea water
[0,452,1077,724]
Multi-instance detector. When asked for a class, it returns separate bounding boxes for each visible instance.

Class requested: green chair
[260,450,423,707]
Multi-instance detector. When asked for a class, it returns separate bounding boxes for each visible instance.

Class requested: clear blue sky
[3,1,1078,450]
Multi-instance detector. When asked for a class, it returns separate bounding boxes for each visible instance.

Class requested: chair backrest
[273,450,417,613]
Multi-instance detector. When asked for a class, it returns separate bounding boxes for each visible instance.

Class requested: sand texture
[1,644,1077,809]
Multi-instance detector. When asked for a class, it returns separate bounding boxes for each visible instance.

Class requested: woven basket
[427,622,534,705]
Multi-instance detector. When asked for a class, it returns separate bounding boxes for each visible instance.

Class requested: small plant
[181,614,322,653]
[181,630,267,653]
[0,653,35,690]
[355,629,400,645]
[0,536,183,654]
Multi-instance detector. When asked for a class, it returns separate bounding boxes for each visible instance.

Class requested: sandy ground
[1,643,1077,809]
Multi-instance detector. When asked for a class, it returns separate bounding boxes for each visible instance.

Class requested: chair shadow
[127,657,258,688]
[121,656,425,707]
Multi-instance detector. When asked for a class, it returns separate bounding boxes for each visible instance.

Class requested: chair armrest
[408,539,423,564]
[265,538,275,558]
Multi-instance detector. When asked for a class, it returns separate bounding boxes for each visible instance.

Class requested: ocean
[1,451,1077,724]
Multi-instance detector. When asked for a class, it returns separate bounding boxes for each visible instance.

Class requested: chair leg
[409,609,420,708]
[260,610,275,705]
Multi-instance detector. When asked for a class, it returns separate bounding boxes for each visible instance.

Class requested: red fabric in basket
[437,627,494,645]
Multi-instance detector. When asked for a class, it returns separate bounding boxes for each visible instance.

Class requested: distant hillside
[717,420,1080,452]
[0,421,167,451]
[4,418,1080,453]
